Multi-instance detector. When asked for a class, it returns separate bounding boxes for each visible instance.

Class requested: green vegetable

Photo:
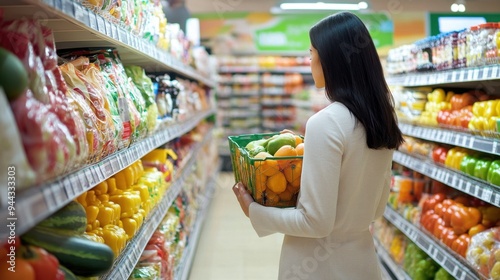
[267,133,296,155]
[21,227,114,277]
[487,160,500,186]
[413,258,439,280]
[0,47,28,101]
[59,265,78,280]
[36,201,87,235]
[434,267,454,280]
[474,158,493,180]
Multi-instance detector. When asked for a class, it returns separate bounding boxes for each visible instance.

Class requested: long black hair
[309,12,404,150]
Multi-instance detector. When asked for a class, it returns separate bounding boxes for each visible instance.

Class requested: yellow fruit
[254,172,267,202]
[254,152,279,176]
[265,189,280,205]
[294,135,303,146]
[283,160,302,184]
[278,188,293,201]
[287,181,300,194]
[274,145,298,170]
[267,172,287,194]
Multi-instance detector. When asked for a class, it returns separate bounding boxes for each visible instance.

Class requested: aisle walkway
[189,172,283,280]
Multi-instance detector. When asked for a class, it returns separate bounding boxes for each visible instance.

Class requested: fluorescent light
[279,2,368,11]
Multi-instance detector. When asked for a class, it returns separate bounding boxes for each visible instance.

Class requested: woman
[233,11,404,279]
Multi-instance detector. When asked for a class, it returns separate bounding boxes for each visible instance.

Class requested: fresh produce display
[466,227,500,279]
[229,132,303,207]
[0,47,28,101]
[404,242,440,280]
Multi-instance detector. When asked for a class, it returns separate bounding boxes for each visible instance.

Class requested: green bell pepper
[487,160,500,186]
[462,155,479,176]
[460,155,473,174]
[435,267,455,280]
[474,158,493,180]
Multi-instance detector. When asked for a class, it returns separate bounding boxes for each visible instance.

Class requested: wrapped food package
[0,19,88,181]
[466,227,500,279]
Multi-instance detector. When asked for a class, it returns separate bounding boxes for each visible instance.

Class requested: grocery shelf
[1,0,215,88]
[219,65,311,74]
[175,161,221,280]
[399,123,500,156]
[373,237,411,280]
[0,109,215,241]
[393,151,500,208]
[100,127,215,280]
[383,207,481,280]
[387,64,500,87]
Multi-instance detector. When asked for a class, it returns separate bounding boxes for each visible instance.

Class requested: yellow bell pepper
[96,204,114,227]
[77,192,87,207]
[109,191,141,218]
[132,211,144,228]
[114,172,128,190]
[107,178,120,195]
[132,184,150,214]
[82,232,105,244]
[100,224,128,257]
[86,205,99,224]
[488,116,498,131]
[123,167,134,187]
[120,218,138,240]
[98,194,109,203]
[94,181,108,195]
[86,191,100,206]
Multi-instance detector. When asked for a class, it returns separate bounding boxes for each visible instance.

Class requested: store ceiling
[187,0,500,14]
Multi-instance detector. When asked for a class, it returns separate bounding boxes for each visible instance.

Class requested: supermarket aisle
[189,172,283,280]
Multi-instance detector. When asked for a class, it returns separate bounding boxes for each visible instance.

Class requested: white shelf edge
[175,161,221,280]
[373,237,411,280]
[219,66,311,74]
[383,207,481,280]
[21,0,215,87]
[101,127,215,280]
[0,109,216,241]
[387,64,500,87]
[393,151,500,208]
[399,123,500,156]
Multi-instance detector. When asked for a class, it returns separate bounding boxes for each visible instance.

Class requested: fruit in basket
[0,47,28,101]
[274,145,298,170]
[267,172,287,194]
[267,133,296,155]
[246,139,269,157]
[284,160,302,185]
[254,152,279,176]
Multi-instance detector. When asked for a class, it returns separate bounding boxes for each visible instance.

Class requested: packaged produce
[466,227,500,279]
[0,90,36,193]
[125,65,158,134]
[0,19,89,180]
[0,47,28,101]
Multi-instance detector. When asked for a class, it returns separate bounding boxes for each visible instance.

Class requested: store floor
[189,172,283,280]
[189,172,392,280]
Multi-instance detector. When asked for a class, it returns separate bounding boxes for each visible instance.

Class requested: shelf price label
[482,188,493,203]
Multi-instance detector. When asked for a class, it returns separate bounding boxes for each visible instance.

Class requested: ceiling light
[451,3,459,12]
[458,4,466,12]
[279,2,368,11]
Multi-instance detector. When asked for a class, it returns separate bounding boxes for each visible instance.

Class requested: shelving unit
[386,59,500,279]
[398,123,500,156]
[100,127,215,280]
[1,0,215,88]
[0,109,215,240]
[373,237,411,280]
[383,207,482,280]
[393,151,500,207]
[387,65,500,87]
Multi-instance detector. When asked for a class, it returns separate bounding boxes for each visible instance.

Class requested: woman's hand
[232,182,254,217]
[280,129,296,135]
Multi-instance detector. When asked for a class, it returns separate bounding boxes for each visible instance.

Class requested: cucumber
[36,201,87,235]
[21,227,114,277]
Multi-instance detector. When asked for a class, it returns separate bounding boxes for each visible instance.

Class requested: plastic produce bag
[125,65,159,134]
[466,227,500,279]
[0,90,36,198]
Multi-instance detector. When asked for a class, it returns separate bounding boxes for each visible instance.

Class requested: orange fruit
[254,152,279,176]
[274,145,298,170]
[295,143,304,156]
[267,172,287,194]
[279,188,293,201]
[265,189,280,205]
[287,183,300,194]
[283,160,302,184]
[294,135,303,146]
[254,172,267,202]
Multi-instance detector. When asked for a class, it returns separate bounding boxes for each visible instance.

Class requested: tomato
[22,246,59,280]
[0,258,35,280]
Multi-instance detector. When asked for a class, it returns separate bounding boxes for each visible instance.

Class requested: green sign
[429,13,500,36]
[195,12,393,53]
[254,13,393,52]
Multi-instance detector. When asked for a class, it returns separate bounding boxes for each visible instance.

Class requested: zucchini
[36,201,87,235]
[21,227,114,277]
